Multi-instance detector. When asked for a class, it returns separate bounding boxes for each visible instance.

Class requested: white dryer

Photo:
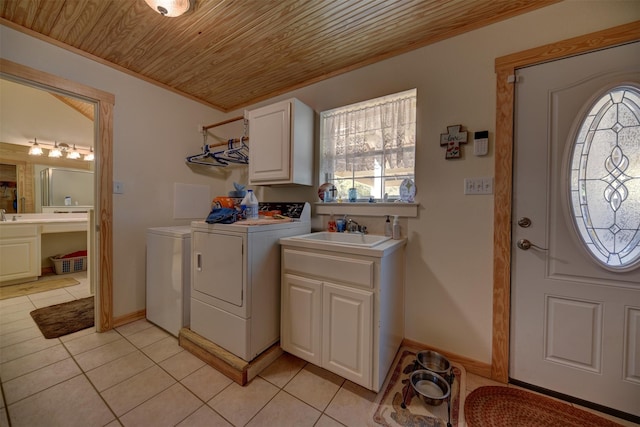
[190,202,310,362]
[146,226,191,337]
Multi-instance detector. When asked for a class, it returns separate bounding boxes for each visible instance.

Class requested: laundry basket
[50,251,88,274]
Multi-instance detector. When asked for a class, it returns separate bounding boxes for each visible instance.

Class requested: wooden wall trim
[113,310,146,329]
[491,20,640,383]
[491,66,515,383]
[97,101,113,331]
[0,58,115,332]
[0,58,114,105]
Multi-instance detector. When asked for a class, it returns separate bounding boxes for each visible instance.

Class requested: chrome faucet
[344,215,367,234]
[0,209,6,222]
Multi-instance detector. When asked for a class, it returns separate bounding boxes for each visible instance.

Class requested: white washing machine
[190,202,310,362]
[146,226,191,337]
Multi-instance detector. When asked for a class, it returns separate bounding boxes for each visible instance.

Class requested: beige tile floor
[0,272,636,427]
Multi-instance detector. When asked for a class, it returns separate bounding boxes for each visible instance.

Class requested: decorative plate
[318,182,337,202]
[399,178,416,202]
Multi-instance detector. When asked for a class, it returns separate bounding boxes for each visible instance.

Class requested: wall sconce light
[144,0,190,17]
[67,144,81,160]
[49,141,63,158]
[84,148,95,161]
[26,139,93,161]
[28,138,43,156]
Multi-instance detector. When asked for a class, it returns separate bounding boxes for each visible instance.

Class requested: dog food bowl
[410,369,450,406]
[416,350,451,376]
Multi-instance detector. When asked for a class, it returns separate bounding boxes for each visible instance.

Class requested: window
[569,85,640,270]
[319,89,416,201]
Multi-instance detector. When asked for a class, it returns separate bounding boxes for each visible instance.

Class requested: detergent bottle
[241,190,259,220]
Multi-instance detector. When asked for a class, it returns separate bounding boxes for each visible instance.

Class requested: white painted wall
[1,0,637,365]
[0,79,94,148]
[0,25,231,317]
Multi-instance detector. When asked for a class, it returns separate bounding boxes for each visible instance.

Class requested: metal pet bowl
[410,369,450,406]
[416,350,451,376]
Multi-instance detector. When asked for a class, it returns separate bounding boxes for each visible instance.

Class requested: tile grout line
[87,325,234,426]
[58,334,120,425]
[0,381,10,427]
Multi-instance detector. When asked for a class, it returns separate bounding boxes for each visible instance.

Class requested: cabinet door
[322,282,373,388]
[0,237,39,282]
[281,274,322,365]
[248,100,291,183]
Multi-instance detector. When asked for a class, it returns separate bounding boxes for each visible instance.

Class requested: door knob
[517,217,532,228]
[517,239,547,251]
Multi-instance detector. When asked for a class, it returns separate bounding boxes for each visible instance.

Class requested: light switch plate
[113,181,124,194]
[464,177,493,195]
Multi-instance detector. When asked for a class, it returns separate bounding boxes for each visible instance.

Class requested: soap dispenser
[384,215,392,237]
[328,213,337,232]
[392,215,401,239]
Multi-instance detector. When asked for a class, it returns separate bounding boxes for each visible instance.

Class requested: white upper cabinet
[247,98,313,186]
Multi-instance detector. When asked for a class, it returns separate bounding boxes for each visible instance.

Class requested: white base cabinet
[280,241,405,391]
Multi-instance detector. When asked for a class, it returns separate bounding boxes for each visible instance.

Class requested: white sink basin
[290,232,391,247]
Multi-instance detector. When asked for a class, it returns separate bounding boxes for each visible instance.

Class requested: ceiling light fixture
[28,138,43,156]
[84,147,95,161]
[49,141,63,158]
[67,144,81,160]
[144,0,190,17]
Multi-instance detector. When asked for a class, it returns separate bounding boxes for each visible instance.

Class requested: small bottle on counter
[392,215,401,239]
[241,190,259,220]
[384,215,392,237]
[328,213,337,232]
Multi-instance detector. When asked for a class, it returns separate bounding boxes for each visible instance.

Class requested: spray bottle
[392,215,401,240]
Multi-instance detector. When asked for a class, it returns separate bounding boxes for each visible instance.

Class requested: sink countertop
[0,213,88,224]
[280,234,406,257]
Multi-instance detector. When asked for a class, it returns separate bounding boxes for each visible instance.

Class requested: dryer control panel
[259,202,310,220]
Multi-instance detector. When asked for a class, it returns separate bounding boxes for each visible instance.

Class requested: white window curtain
[320,91,416,189]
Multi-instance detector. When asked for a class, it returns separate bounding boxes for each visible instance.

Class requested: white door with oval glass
[511,41,640,418]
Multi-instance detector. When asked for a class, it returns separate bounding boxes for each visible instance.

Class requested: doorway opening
[0,58,115,331]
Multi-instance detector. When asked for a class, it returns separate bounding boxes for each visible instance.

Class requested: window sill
[314,202,419,217]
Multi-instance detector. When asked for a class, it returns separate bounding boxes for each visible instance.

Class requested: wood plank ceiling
[0,0,560,112]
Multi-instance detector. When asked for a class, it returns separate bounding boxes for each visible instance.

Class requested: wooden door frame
[491,21,640,382]
[0,58,115,331]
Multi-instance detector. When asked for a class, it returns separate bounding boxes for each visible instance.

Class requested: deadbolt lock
[517,217,532,228]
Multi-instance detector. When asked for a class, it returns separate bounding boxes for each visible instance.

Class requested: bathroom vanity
[279,234,406,391]
[0,213,88,284]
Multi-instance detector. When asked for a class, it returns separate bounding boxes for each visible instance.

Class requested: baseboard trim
[112,309,146,328]
[402,338,493,380]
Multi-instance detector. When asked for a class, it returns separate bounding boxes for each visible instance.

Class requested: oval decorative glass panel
[569,85,640,270]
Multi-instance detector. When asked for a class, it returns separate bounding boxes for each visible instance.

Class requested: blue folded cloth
[205,207,238,224]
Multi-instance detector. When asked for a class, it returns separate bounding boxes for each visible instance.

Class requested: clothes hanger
[212,137,249,164]
[185,130,227,166]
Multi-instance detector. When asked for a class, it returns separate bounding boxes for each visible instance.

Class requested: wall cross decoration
[440,125,468,159]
